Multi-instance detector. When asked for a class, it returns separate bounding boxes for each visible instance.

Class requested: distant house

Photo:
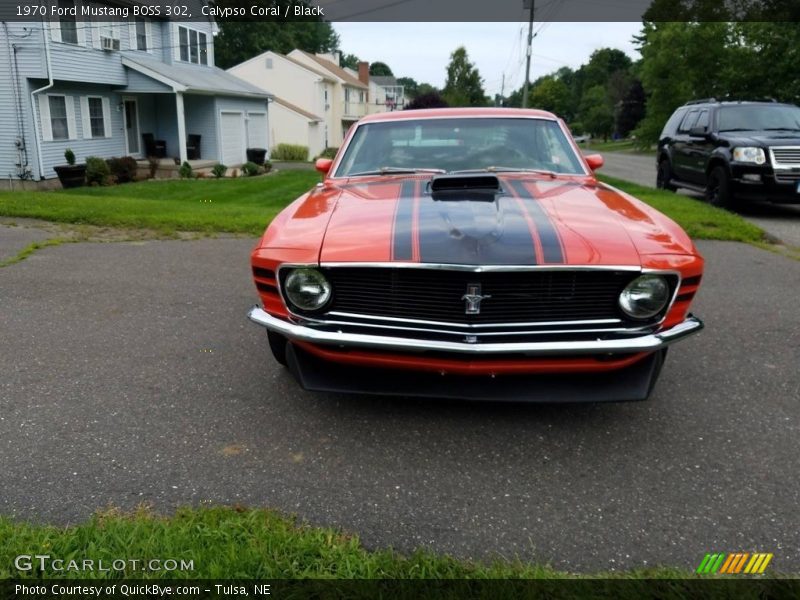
[367,75,405,114]
[0,0,271,186]
[227,50,330,159]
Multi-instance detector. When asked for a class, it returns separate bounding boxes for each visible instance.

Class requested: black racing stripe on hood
[391,179,418,261]
[415,186,538,265]
[506,179,565,264]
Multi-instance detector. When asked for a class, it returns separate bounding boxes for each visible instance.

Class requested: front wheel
[706,166,737,209]
[656,159,677,192]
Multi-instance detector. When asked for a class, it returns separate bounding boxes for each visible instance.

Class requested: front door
[124,99,140,156]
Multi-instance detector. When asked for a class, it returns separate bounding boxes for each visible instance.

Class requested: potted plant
[53,148,86,188]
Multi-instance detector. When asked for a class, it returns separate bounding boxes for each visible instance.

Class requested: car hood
[726,132,800,146]
[316,176,694,266]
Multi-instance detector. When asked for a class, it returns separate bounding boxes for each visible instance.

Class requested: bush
[212,164,227,178]
[85,156,111,185]
[242,161,260,177]
[316,147,338,160]
[263,160,272,173]
[106,156,138,183]
[64,148,76,166]
[178,161,194,179]
[270,143,309,161]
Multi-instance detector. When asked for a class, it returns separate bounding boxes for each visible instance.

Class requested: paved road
[599,152,800,248]
[1,228,799,573]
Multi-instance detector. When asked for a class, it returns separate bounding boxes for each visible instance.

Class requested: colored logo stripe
[505,179,565,264]
[697,553,773,574]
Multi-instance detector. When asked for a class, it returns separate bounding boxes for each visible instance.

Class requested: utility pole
[522,0,534,108]
[498,73,505,107]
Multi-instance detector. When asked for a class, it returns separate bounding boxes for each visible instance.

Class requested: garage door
[247,113,268,149]
[220,112,244,165]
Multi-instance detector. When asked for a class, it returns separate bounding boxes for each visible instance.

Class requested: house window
[178,25,208,65]
[88,97,105,138]
[49,96,69,140]
[58,0,78,44]
[135,18,147,51]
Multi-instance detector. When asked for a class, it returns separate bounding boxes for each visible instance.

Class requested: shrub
[263,160,272,173]
[242,161,260,177]
[316,147,338,160]
[85,156,111,185]
[178,161,194,179]
[211,163,227,178]
[64,148,76,166]
[270,143,309,161]
[106,156,138,183]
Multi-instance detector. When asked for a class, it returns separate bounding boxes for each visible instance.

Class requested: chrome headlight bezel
[618,274,671,321]
[732,147,766,165]
[282,267,332,313]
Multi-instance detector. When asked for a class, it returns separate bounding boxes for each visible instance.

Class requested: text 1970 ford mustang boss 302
[248,108,704,402]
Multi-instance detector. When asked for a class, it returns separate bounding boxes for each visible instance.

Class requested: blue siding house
[0,0,272,185]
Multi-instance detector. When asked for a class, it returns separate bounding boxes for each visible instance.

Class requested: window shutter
[50,22,61,43]
[38,95,52,142]
[129,21,136,49]
[80,97,91,139]
[146,20,153,53]
[173,24,180,61]
[65,96,77,140]
[102,97,111,138]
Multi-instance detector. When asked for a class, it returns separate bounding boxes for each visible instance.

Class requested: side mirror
[689,126,708,138]
[315,158,333,175]
[584,153,604,171]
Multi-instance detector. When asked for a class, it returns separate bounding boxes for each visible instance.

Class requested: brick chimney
[358,61,370,85]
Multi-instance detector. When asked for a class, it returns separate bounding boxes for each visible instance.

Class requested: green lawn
[0,171,321,236]
[584,139,655,155]
[0,170,765,246]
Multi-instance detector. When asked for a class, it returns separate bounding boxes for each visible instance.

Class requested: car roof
[682,100,793,108]
[358,107,558,123]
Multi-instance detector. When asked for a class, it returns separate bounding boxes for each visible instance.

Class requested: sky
[333,22,643,97]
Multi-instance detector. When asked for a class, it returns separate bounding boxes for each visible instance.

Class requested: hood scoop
[429,173,501,201]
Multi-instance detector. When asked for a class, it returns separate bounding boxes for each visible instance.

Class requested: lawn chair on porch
[142,133,167,158]
[186,134,201,160]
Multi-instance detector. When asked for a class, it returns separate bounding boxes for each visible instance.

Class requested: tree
[213,5,339,69]
[616,79,646,137]
[529,76,571,118]
[579,85,614,141]
[369,62,393,76]
[405,92,449,110]
[442,47,487,107]
[340,53,361,70]
[397,76,419,99]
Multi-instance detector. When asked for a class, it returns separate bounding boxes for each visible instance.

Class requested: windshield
[718,105,800,131]
[334,117,586,177]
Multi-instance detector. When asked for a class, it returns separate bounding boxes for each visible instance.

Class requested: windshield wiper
[718,128,757,132]
[451,166,559,178]
[347,166,446,177]
[763,127,800,132]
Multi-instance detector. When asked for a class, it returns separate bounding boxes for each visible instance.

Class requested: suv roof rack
[683,97,779,106]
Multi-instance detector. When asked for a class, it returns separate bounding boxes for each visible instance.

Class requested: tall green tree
[369,62,394,76]
[442,47,487,107]
[579,85,615,140]
[213,5,339,69]
[340,53,361,70]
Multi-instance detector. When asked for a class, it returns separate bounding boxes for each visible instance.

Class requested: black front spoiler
[284,344,667,403]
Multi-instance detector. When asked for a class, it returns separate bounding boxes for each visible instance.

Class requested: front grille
[770,146,800,167]
[321,267,645,325]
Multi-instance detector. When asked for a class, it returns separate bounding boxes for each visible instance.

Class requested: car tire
[706,166,737,209]
[267,330,288,366]
[656,159,677,192]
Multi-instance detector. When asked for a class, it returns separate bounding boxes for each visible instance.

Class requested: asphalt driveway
[1,229,799,574]
[598,151,800,249]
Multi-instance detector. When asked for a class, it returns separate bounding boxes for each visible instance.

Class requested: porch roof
[121,55,272,100]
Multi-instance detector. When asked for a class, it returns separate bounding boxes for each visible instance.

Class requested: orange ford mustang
[248,108,704,402]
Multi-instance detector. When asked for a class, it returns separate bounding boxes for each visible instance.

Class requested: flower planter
[53,164,87,188]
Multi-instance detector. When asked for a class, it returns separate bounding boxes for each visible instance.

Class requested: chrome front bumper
[247,307,704,356]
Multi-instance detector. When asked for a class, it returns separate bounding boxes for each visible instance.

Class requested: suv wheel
[656,159,677,192]
[706,166,736,209]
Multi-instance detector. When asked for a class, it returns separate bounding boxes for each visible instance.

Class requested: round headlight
[619,275,670,320]
[284,268,332,311]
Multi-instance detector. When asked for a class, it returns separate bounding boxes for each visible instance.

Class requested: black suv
[656,99,800,208]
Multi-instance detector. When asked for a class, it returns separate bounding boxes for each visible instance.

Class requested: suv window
[678,110,699,133]
[660,107,688,138]
[718,104,800,131]
[694,110,710,131]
